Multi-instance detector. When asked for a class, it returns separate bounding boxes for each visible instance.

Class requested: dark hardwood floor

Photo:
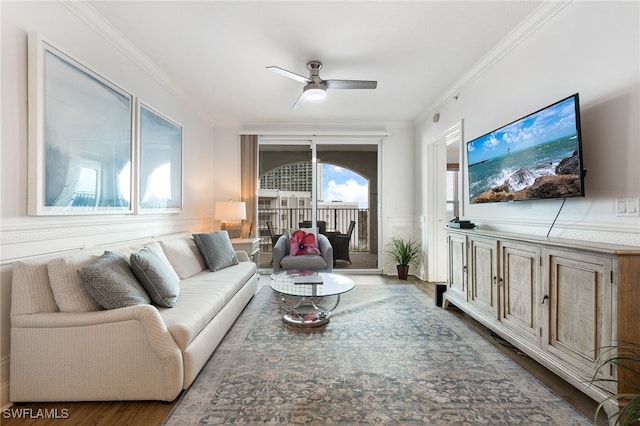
[3,276,607,425]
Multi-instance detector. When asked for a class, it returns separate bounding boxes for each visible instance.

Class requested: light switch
[617,198,640,217]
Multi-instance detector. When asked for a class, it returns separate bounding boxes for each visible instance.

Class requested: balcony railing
[258,207,369,253]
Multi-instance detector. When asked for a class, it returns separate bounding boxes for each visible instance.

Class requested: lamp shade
[214,201,246,221]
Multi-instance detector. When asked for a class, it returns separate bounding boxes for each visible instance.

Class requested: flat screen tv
[467,93,584,204]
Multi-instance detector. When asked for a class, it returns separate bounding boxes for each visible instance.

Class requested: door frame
[426,121,463,282]
[259,136,383,272]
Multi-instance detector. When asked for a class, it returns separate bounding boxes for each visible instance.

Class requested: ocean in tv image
[467,96,582,203]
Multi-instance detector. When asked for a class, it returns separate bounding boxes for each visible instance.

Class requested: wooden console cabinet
[445,228,640,415]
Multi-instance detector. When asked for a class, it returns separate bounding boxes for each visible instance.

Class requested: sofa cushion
[160,237,207,279]
[193,231,239,271]
[77,251,151,309]
[145,241,179,277]
[47,254,101,312]
[11,259,60,315]
[130,246,181,307]
[280,254,328,270]
[158,261,256,350]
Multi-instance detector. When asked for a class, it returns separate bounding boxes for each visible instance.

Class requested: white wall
[380,126,420,275]
[417,1,640,247]
[1,2,218,407]
[211,127,242,205]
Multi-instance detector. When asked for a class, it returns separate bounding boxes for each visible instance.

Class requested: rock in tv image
[467,94,584,204]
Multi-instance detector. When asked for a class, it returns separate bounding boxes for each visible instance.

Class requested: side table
[230,237,260,267]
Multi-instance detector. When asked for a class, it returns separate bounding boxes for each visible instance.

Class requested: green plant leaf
[590,342,640,425]
[385,235,422,267]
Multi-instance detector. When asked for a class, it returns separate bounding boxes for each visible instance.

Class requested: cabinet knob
[541,295,549,304]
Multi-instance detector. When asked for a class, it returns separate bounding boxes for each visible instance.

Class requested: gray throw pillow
[77,251,151,310]
[130,247,181,307]
[193,231,239,272]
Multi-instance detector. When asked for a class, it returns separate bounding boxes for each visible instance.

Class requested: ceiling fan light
[303,86,327,102]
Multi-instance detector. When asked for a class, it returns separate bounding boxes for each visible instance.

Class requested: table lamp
[214,201,246,239]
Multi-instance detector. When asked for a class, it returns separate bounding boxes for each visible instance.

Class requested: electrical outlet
[616,198,640,217]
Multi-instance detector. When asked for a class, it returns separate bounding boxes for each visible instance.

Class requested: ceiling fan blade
[325,79,377,90]
[266,66,311,84]
[291,91,306,110]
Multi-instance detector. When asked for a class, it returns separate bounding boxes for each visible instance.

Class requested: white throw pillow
[160,237,207,279]
[47,254,101,312]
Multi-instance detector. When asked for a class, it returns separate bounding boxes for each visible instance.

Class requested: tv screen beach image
[467,95,583,204]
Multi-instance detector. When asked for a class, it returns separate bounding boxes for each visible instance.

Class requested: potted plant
[386,235,422,280]
[589,341,640,425]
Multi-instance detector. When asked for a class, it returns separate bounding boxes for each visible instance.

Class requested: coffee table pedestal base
[279,295,341,327]
[282,305,330,327]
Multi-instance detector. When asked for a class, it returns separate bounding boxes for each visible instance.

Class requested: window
[138,103,182,212]
[446,170,459,219]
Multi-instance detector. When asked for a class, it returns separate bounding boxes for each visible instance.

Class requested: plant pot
[397,264,409,280]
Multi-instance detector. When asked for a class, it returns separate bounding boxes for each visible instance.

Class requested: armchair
[272,233,333,273]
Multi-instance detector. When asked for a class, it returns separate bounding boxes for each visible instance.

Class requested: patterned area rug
[164,284,590,425]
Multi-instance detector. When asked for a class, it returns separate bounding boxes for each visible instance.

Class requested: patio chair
[299,220,327,235]
[329,220,356,266]
[266,221,282,250]
[266,221,283,265]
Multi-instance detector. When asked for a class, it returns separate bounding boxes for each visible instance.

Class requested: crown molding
[251,131,391,139]
[414,1,573,125]
[60,0,212,125]
[237,120,413,135]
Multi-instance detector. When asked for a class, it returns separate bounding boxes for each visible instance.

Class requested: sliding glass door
[258,139,379,272]
[258,142,313,254]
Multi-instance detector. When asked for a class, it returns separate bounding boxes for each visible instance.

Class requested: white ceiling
[88,1,541,126]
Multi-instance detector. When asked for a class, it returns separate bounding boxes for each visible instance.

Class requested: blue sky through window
[467,97,577,165]
[321,163,368,208]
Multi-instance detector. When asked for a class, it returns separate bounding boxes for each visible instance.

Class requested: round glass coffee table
[270,272,355,327]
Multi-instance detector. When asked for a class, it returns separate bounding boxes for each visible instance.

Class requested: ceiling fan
[266,60,377,110]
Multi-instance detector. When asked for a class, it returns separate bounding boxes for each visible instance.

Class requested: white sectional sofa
[9,233,258,402]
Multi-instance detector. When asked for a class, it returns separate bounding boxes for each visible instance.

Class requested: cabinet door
[447,233,467,300]
[500,241,540,344]
[468,236,499,319]
[544,249,614,384]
